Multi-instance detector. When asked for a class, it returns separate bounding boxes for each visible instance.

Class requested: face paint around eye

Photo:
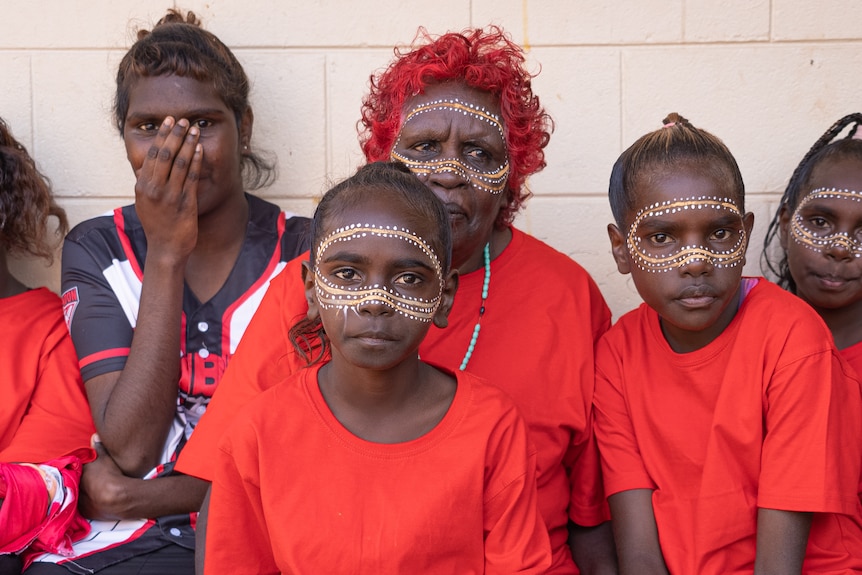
[790,187,862,257]
[314,224,444,322]
[390,98,510,195]
[627,196,748,272]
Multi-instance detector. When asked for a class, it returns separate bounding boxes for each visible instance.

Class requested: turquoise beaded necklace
[459,243,491,370]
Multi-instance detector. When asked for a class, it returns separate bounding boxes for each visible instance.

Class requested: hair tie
[663,122,676,129]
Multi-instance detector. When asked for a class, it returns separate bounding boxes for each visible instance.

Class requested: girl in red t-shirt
[0,116,95,572]
[762,113,862,374]
[205,162,551,575]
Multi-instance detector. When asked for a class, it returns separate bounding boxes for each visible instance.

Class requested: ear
[239,107,254,152]
[777,205,790,251]
[741,211,756,265]
[301,260,319,321]
[607,223,631,275]
[432,270,459,329]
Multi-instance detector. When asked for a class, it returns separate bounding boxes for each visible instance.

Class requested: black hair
[609,113,745,227]
[762,113,862,291]
[114,9,275,189]
[289,161,452,365]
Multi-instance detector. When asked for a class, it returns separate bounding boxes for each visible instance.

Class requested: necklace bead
[459,243,490,370]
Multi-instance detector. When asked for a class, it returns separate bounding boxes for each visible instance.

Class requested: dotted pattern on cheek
[627,197,748,272]
[790,187,862,257]
[389,98,509,195]
[314,224,444,322]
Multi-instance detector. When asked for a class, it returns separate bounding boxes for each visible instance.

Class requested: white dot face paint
[390,97,509,195]
[314,224,444,322]
[627,196,748,272]
[790,187,862,258]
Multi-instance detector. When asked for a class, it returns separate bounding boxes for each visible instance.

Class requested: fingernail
[189,126,199,136]
[177,118,189,128]
[163,117,174,128]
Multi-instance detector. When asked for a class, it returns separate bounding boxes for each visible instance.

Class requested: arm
[206,443,277,574]
[753,508,811,575]
[569,520,618,575]
[176,254,311,481]
[0,309,94,463]
[483,409,552,575]
[74,118,202,477]
[608,490,668,575]
[78,441,207,520]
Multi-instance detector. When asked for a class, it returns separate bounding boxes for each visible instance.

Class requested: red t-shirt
[0,288,94,463]
[594,279,862,574]
[206,365,551,575]
[180,228,611,574]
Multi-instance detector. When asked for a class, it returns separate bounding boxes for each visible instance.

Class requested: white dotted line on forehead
[316,223,442,277]
[403,98,506,143]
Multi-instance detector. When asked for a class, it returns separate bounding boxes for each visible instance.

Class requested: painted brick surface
[1,0,859,317]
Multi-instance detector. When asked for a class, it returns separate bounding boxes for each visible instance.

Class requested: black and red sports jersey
[37,194,308,569]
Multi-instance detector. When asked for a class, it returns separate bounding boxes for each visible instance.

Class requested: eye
[332,268,358,281]
[649,233,671,245]
[808,216,829,230]
[192,119,213,129]
[711,228,732,241]
[465,147,489,161]
[394,272,423,287]
[406,141,436,155]
[136,121,159,133]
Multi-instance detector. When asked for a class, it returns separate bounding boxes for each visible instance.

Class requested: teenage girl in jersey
[0,117,95,573]
[205,161,551,575]
[762,113,862,376]
[27,9,309,574]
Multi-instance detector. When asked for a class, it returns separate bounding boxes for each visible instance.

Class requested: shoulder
[741,279,833,343]
[454,370,525,428]
[65,205,136,244]
[597,304,652,359]
[1,288,65,335]
[223,369,311,439]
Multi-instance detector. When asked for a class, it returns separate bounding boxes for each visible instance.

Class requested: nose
[679,250,715,277]
[424,159,471,191]
[824,235,854,261]
[356,287,396,317]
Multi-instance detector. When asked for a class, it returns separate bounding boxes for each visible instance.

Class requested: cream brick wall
[2,0,859,319]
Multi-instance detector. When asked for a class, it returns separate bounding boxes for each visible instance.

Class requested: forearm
[84,472,208,521]
[95,257,186,475]
[569,520,618,575]
[608,490,668,575]
[753,508,812,575]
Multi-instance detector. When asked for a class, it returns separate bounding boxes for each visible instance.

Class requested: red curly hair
[360,26,552,227]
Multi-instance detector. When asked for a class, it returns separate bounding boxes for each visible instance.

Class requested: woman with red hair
[180,27,617,574]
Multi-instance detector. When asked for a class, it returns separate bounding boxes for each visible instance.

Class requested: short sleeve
[593,338,656,497]
[61,230,136,381]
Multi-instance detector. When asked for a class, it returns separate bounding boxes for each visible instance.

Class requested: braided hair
[609,113,744,228]
[761,113,862,291]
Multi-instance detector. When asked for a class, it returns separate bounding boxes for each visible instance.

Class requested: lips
[676,285,718,307]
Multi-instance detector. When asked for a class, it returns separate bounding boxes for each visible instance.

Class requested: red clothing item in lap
[0,288,94,462]
[594,279,862,574]
[206,365,551,575]
[180,228,611,574]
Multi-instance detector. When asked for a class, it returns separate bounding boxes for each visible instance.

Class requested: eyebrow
[637,213,742,231]
[125,108,229,122]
